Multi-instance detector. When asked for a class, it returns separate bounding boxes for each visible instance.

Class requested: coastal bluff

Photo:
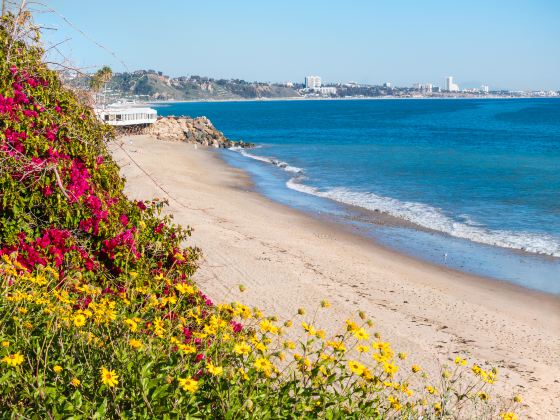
[145,116,252,148]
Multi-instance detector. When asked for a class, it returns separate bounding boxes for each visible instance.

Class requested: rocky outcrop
[144,116,253,148]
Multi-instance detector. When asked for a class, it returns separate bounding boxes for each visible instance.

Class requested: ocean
[152,98,560,295]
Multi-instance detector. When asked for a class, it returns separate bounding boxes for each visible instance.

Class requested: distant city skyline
[35,0,560,91]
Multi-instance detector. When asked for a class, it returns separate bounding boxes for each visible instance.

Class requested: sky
[32,0,560,90]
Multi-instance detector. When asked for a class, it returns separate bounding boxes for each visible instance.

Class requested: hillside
[69,70,301,101]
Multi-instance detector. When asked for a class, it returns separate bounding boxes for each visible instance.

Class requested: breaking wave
[230,148,560,257]
[287,179,560,257]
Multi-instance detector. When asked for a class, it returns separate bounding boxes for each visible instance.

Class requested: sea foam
[287,179,560,257]
[231,147,304,174]
[231,148,560,257]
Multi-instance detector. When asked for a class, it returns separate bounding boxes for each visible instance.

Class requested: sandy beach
[111,135,560,418]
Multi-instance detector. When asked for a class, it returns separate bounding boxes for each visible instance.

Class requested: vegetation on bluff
[0,14,521,419]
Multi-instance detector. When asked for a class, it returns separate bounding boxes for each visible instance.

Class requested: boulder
[144,116,252,148]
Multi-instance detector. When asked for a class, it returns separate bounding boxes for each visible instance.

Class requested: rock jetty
[145,116,252,148]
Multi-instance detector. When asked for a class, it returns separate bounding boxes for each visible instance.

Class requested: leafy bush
[0,14,521,419]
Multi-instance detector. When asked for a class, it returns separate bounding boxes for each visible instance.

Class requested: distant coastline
[147,95,560,106]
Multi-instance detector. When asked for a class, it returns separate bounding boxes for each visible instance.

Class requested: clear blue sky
[35,0,560,90]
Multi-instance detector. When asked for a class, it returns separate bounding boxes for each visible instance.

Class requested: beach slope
[112,135,560,418]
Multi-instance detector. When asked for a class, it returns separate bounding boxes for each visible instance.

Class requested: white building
[414,83,433,93]
[445,76,459,92]
[95,107,157,126]
[383,81,392,88]
[480,85,490,93]
[305,75,322,89]
[316,86,337,96]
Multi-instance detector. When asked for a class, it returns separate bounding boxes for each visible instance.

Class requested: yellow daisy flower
[100,367,119,387]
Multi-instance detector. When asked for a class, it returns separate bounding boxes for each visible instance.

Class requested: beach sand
[112,135,560,418]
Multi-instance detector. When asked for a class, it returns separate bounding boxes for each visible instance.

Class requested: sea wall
[145,116,252,148]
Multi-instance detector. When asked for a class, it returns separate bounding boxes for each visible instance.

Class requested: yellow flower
[345,319,359,331]
[237,368,249,381]
[129,339,143,350]
[53,365,63,374]
[73,314,86,328]
[284,320,293,328]
[260,319,279,334]
[254,358,273,375]
[297,308,306,315]
[100,367,119,388]
[477,391,489,401]
[233,342,251,355]
[348,360,365,376]
[178,377,198,393]
[388,395,402,411]
[454,356,467,366]
[383,362,399,377]
[175,283,195,295]
[426,385,437,395]
[124,318,138,332]
[70,378,81,387]
[301,321,317,336]
[1,341,9,348]
[327,340,346,352]
[411,364,421,373]
[356,345,370,353]
[471,364,483,376]
[434,403,442,414]
[353,328,369,341]
[320,300,331,308]
[500,413,518,420]
[178,344,196,354]
[2,352,24,367]
[397,352,407,360]
[255,341,267,353]
[283,341,296,350]
[206,362,223,376]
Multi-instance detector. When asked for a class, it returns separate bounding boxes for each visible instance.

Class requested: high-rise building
[305,75,322,89]
[445,76,459,92]
[413,83,433,93]
[383,81,392,88]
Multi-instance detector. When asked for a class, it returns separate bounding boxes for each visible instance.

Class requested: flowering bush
[0,14,522,418]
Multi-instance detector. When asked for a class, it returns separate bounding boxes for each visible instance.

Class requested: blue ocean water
[153,99,560,294]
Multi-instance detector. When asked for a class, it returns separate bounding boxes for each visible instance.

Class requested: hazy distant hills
[70,70,302,101]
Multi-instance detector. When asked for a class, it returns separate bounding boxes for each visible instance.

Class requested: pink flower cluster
[0,228,96,274]
[102,229,141,261]
[2,129,26,155]
[64,158,92,202]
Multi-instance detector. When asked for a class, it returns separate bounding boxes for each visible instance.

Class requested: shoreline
[221,147,560,294]
[112,135,560,418]
[147,95,560,106]
[233,156,558,300]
